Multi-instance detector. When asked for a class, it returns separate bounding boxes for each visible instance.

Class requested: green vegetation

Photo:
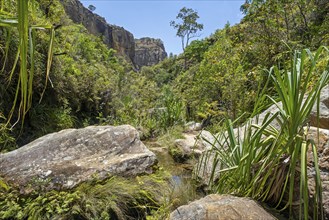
[1,0,130,145]
[196,47,329,219]
[0,0,327,146]
[0,171,171,220]
[0,0,54,126]
[0,0,328,219]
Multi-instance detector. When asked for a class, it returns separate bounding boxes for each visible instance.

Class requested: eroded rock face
[59,1,168,68]
[169,194,275,220]
[0,125,156,193]
[59,0,135,63]
[134,37,167,69]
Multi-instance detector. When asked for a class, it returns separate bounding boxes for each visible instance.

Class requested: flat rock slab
[170,194,276,220]
[0,125,156,193]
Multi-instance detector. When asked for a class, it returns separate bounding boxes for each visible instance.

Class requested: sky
[80,0,245,55]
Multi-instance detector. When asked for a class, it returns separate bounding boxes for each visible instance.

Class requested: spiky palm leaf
[0,0,55,127]
[197,47,329,219]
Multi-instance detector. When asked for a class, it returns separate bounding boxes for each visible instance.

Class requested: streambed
[145,141,203,207]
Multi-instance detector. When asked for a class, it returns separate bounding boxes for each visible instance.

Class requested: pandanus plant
[196,46,329,219]
[0,0,54,127]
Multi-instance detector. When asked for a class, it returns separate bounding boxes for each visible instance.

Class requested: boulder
[193,130,229,185]
[169,194,275,220]
[171,131,216,162]
[252,84,329,130]
[184,121,202,132]
[0,125,156,193]
[199,130,220,149]
[173,133,203,161]
[310,85,329,129]
[193,150,221,187]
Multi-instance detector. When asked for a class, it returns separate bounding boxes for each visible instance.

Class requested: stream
[145,140,288,219]
[145,141,203,207]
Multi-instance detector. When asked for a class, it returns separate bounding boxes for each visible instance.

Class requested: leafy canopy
[170,7,204,51]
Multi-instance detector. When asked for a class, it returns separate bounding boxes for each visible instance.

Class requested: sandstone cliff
[59,0,135,63]
[134,37,168,69]
[59,0,167,68]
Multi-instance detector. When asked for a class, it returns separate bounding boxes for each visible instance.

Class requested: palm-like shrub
[269,47,328,219]
[196,47,329,219]
[0,0,54,126]
[157,86,185,129]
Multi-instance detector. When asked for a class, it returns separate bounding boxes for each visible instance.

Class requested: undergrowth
[0,171,171,220]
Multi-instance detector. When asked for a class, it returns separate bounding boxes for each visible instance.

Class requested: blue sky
[80,0,245,55]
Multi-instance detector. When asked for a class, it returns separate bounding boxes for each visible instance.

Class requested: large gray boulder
[0,125,156,193]
[170,194,275,220]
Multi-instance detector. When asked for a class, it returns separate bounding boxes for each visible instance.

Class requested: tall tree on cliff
[170,7,203,69]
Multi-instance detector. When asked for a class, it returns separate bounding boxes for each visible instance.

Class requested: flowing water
[145,141,203,207]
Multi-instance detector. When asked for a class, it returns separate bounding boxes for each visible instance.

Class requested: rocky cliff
[59,0,135,63]
[134,37,168,69]
[59,0,167,67]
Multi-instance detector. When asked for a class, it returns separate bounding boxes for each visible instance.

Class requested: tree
[197,30,251,120]
[240,0,266,14]
[170,7,204,52]
[88,5,96,12]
